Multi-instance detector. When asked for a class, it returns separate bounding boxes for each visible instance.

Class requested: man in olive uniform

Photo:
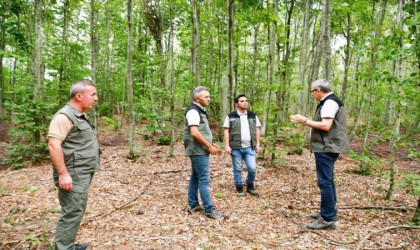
[290,79,349,230]
[48,80,100,250]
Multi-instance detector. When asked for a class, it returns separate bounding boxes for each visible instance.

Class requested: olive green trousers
[54,174,93,250]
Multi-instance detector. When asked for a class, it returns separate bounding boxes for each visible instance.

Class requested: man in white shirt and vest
[223,94,261,196]
[184,86,228,220]
[290,79,349,230]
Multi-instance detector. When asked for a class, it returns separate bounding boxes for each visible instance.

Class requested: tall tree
[33,0,43,143]
[127,0,135,159]
[191,0,200,86]
[227,0,234,111]
[90,0,99,131]
[321,0,331,81]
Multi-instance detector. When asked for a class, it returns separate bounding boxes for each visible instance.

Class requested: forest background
[0,0,419,249]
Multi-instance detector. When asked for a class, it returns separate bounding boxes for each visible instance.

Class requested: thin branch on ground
[10,171,155,250]
[356,225,420,250]
[305,205,415,211]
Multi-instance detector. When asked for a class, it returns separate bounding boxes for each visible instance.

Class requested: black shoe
[75,243,88,250]
[246,183,259,196]
[235,184,245,196]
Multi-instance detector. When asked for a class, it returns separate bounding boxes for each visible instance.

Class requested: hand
[225,145,232,155]
[208,144,220,155]
[290,114,311,125]
[59,173,73,192]
[255,145,261,153]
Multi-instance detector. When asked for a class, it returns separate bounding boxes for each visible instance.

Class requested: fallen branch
[305,205,415,211]
[140,235,192,241]
[83,170,155,223]
[356,225,420,250]
[11,171,155,250]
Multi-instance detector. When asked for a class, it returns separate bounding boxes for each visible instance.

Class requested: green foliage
[3,95,54,168]
[49,205,59,213]
[102,116,120,130]
[156,135,171,145]
[349,150,379,175]
[400,174,420,197]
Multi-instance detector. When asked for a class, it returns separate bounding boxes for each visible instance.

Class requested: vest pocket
[74,149,98,167]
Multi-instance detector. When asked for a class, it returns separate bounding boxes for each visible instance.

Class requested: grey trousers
[54,174,93,250]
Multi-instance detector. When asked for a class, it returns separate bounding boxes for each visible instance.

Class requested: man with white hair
[183,86,228,220]
[290,79,349,230]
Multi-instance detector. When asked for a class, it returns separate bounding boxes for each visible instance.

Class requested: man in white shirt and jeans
[290,79,349,230]
[224,94,261,197]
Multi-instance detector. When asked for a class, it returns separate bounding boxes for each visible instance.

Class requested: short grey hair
[192,86,209,99]
[311,79,331,93]
[70,80,96,98]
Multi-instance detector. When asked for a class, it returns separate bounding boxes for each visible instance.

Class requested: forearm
[48,140,69,175]
[224,129,230,148]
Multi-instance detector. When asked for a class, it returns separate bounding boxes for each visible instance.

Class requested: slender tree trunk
[33,0,43,143]
[191,0,200,86]
[271,0,294,164]
[321,0,331,81]
[227,0,234,111]
[413,199,420,226]
[127,0,136,159]
[0,15,5,119]
[341,11,351,99]
[250,24,260,102]
[90,0,99,133]
[298,0,311,114]
[58,0,70,107]
[386,0,403,200]
[169,0,176,157]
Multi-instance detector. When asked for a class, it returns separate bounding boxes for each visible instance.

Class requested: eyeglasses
[310,89,318,93]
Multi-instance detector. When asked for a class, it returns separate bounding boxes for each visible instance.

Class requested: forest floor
[0,121,419,250]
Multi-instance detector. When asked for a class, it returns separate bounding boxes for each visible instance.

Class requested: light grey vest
[183,104,212,156]
[53,104,100,178]
[310,94,349,154]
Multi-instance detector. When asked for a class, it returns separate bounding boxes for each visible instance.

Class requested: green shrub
[156,136,171,145]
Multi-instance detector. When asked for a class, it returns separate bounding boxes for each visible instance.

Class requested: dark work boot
[235,184,245,196]
[246,183,259,196]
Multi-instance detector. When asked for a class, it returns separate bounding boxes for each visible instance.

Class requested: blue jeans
[231,147,257,186]
[188,155,214,212]
[315,152,339,222]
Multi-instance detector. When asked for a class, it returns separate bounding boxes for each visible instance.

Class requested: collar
[236,109,247,116]
[193,102,206,112]
[320,92,334,101]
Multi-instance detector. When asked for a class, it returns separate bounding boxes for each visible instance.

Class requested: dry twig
[356,225,420,250]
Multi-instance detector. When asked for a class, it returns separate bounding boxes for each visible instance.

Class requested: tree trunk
[169,0,176,157]
[386,0,403,200]
[321,0,331,81]
[341,11,351,99]
[90,0,99,133]
[261,0,277,136]
[227,0,234,111]
[191,0,200,86]
[0,13,5,119]
[297,0,311,114]
[250,23,260,103]
[58,0,70,107]
[33,0,43,143]
[413,198,420,226]
[127,0,136,159]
